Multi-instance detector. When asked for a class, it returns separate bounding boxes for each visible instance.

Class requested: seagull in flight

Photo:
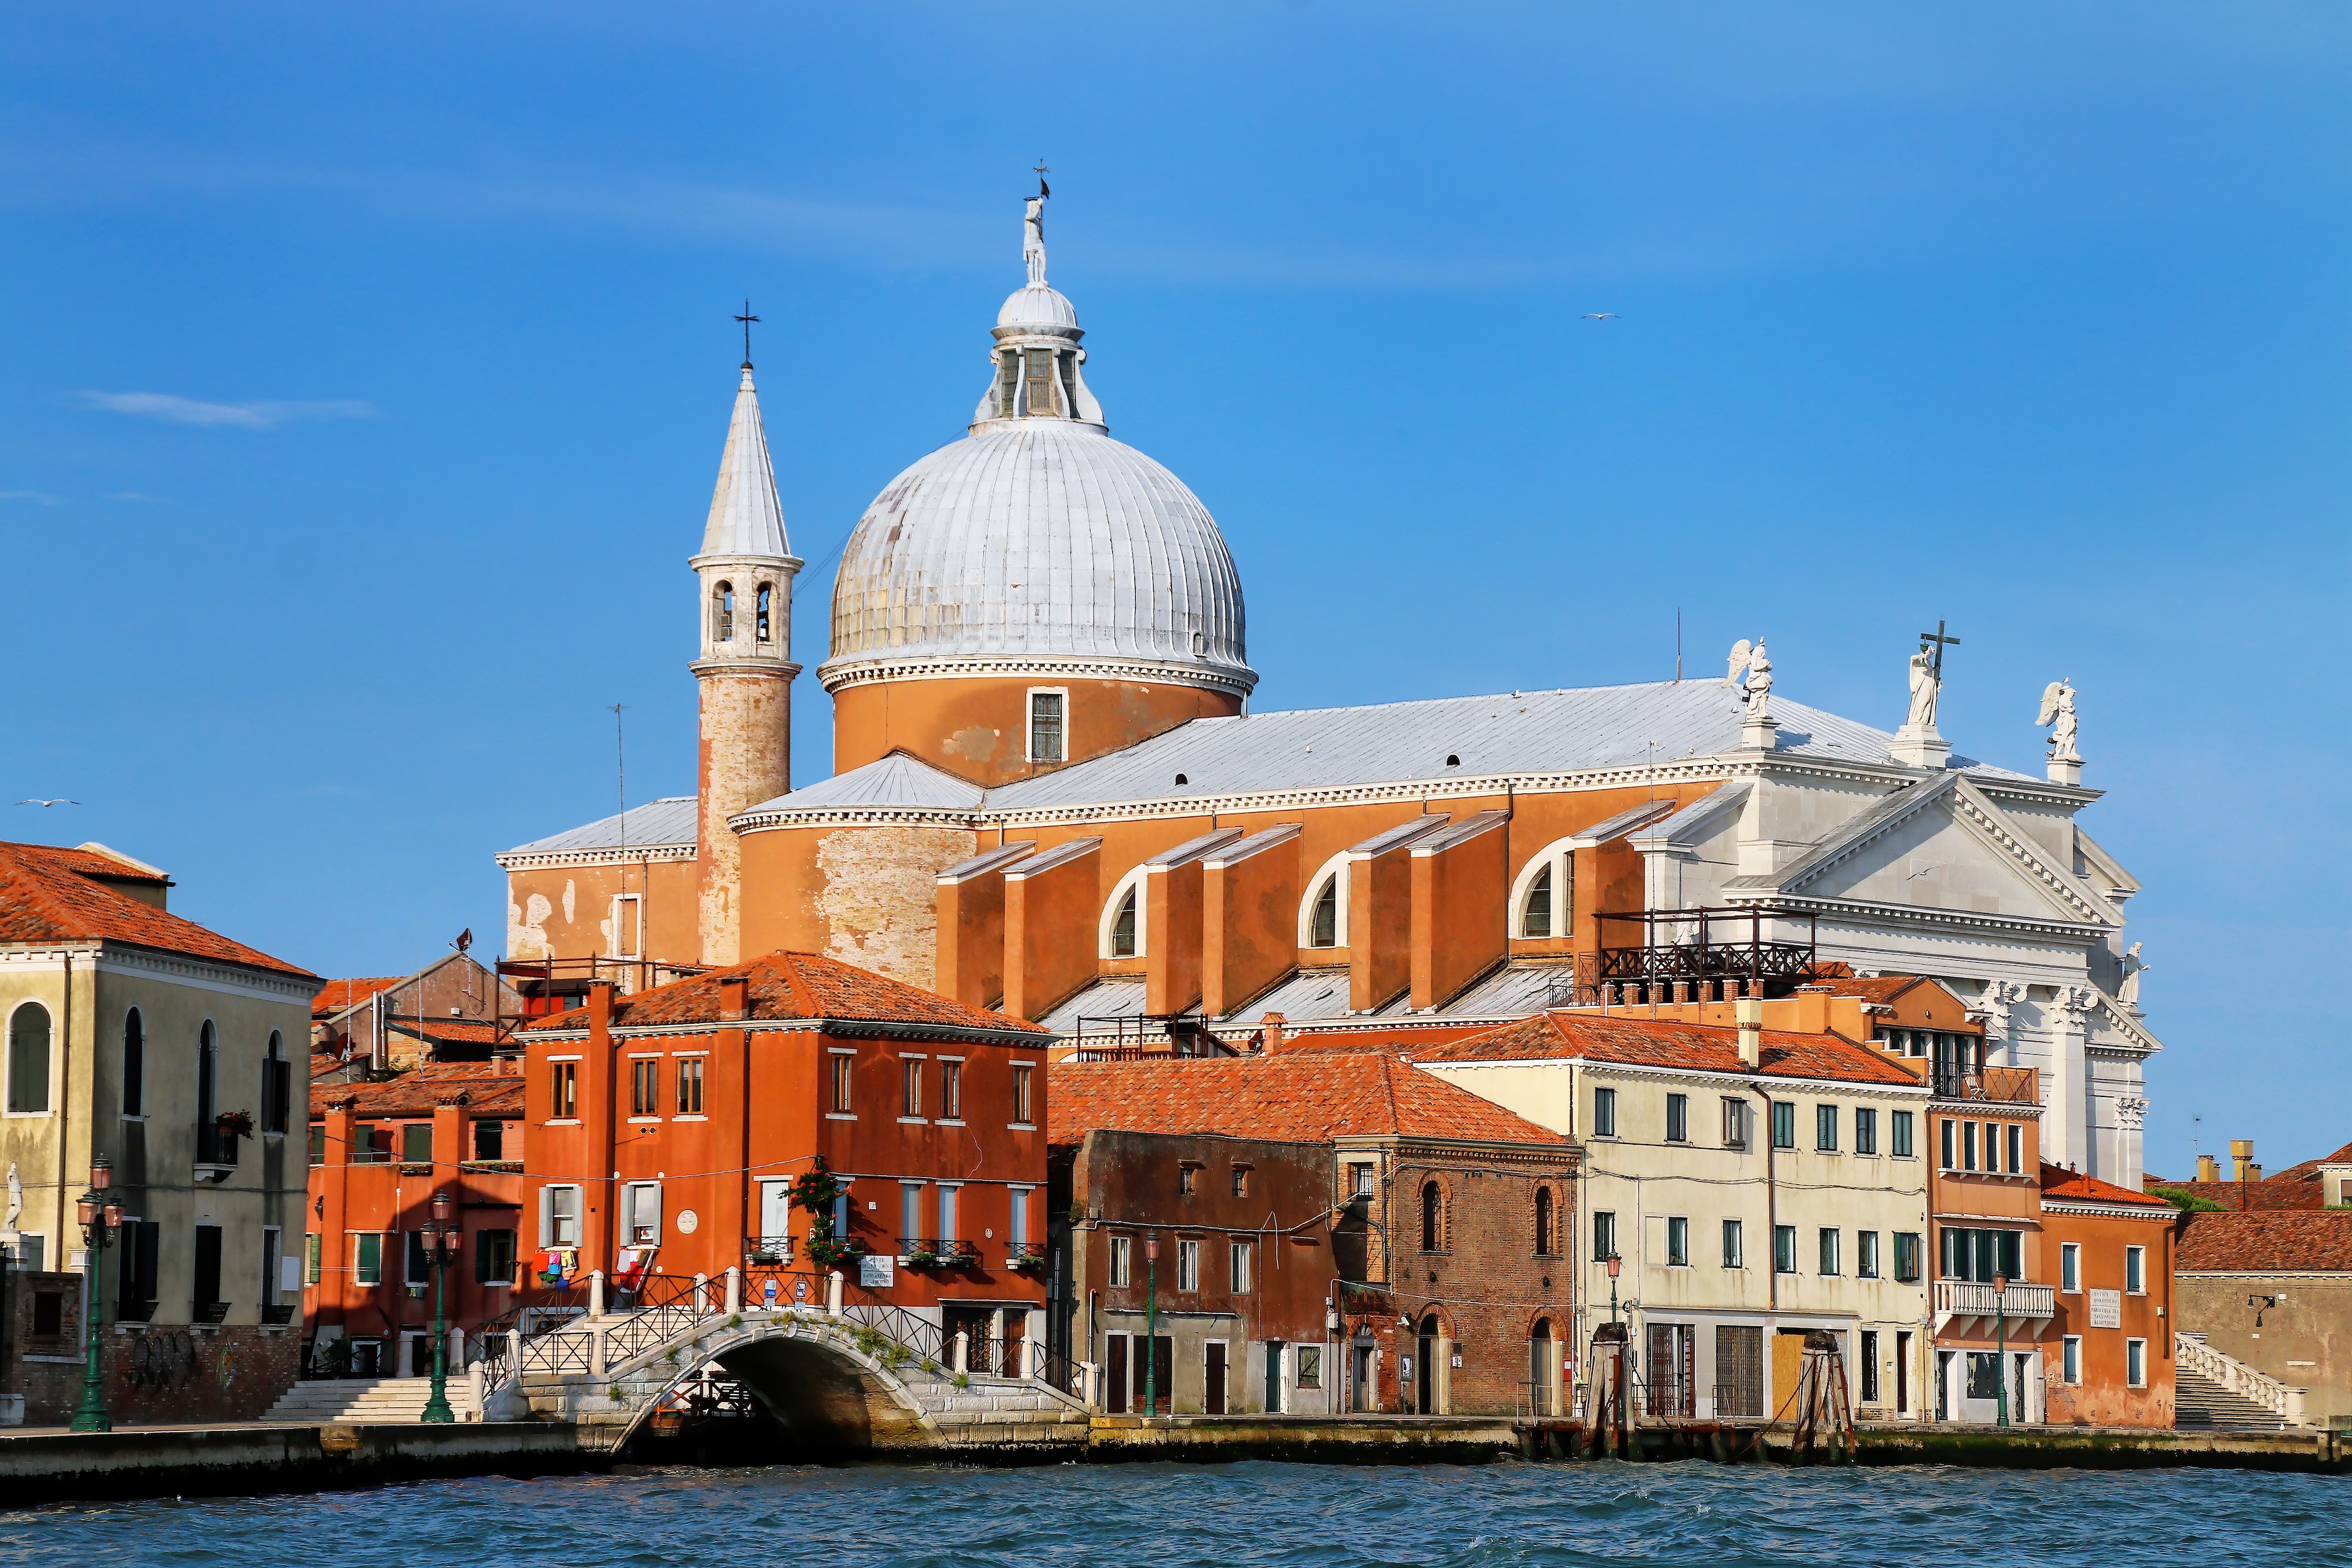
[15,799,79,808]
[1581,312,1620,321]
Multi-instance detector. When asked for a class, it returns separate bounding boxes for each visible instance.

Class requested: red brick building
[1049,1049,1577,1417]
[515,951,1052,1362]
[304,1061,524,1377]
[2038,1163,2177,1426]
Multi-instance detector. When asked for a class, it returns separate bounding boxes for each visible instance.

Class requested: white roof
[755,752,986,814]
[998,284,1078,331]
[700,366,792,560]
[499,796,697,858]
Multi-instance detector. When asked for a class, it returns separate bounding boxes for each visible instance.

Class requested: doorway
[1528,1319,1553,1416]
[1895,1331,1912,1416]
[1265,1340,1284,1414]
[1205,1341,1228,1415]
[1107,1334,1129,1413]
[1416,1314,1441,1414]
[1351,1338,1375,1412]
[1772,1327,1810,1416]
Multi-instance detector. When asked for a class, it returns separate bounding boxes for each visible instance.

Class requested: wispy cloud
[75,391,378,429]
[102,491,161,502]
[0,490,58,504]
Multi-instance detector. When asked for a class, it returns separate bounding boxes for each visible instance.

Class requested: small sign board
[859,1253,896,1289]
[2089,1288,2122,1328]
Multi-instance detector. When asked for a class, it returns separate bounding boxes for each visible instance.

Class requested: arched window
[1510,840,1578,943]
[712,582,735,642]
[263,1031,290,1135]
[755,583,772,643]
[1109,886,1138,959]
[1535,1186,1554,1256]
[1521,864,1553,938]
[6,1002,52,1115]
[122,1007,144,1118]
[1420,1180,1443,1252]
[1309,876,1339,948]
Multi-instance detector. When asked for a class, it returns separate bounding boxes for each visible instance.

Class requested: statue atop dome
[1023,195,1048,288]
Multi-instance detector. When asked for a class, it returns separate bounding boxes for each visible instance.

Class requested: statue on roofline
[1905,645,1940,732]
[1725,638,1771,714]
[1023,196,1048,288]
[2038,679,2080,763]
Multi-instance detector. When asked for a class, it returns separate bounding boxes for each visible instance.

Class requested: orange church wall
[1348,834,1421,1013]
[505,858,700,970]
[936,854,1024,1009]
[1411,815,1509,1012]
[831,674,1241,786]
[1003,840,1103,1020]
[1202,826,1302,1018]
[1143,855,1210,1015]
[737,823,980,990]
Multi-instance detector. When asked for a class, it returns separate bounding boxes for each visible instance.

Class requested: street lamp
[1143,1232,1159,1420]
[70,1156,125,1433]
[419,1190,462,1424]
[1992,1273,2010,1430]
[1605,1253,1623,1330]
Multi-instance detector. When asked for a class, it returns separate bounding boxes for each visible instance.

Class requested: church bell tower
[691,342,801,965]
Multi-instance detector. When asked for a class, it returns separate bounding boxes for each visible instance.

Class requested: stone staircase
[2175,1365,2287,1431]
[262,1377,480,1425]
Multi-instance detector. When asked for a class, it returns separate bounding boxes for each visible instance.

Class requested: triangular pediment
[1734,775,2122,926]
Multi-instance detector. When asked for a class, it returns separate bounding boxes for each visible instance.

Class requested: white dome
[997,284,1079,332]
[819,420,1253,693]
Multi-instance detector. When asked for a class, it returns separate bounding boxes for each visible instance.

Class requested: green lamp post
[1992,1273,2010,1430]
[1605,1252,1622,1329]
[70,1155,125,1433]
[419,1188,460,1424]
[1143,1231,1159,1420]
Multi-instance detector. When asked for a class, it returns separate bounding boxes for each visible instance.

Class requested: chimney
[587,978,615,1027]
[1262,1012,1286,1055]
[2232,1139,2257,1184]
[718,974,750,1022]
[1736,997,1763,1070]
[2196,1153,2219,1184]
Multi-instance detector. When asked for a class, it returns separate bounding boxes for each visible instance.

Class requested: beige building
[1412,994,1932,1423]
[0,840,317,1423]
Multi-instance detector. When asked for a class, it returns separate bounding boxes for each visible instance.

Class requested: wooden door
[1772,1328,1808,1417]
[1265,1340,1285,1414]
[1150,1335,1173,1414]
[1205,1341,1228,1415]
[1107,1334,1129,1413]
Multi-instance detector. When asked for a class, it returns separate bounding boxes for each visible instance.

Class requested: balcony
[1592,904,1823,1003]
[1935,1279,2054,1319]
[1005,1241,1048,1272]
[898,1237,978,1268]
[1931,1065,2040,1106]
[744,1234,796,1266]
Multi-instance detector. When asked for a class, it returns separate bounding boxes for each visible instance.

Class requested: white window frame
[1722,1217,1744,1269]
[2062,1335,2083,1385]
[1100,867,1148,960]
[623,1182,662,1248]
[1506,837,1577,942]
[540,1184,583,1249]
[1109,1234,1132,1287]
[1176,1237,1201,1293]
[2125,1244,2146,1295]
[1296,851,1351,949]
[1024,685,1069,763]
[1350,1162,1376,1197]
[1008,1186,1032,1248]
[607,892,644,960]
[1230,1237,1254,1293]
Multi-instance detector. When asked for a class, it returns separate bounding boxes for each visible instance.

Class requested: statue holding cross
[1905,621,1960,733]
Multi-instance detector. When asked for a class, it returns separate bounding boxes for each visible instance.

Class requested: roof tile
[519,950,1050,1038]
[0,840,310,978]
[1408,1010,1923,1087]
[1049,1053,1570,1148]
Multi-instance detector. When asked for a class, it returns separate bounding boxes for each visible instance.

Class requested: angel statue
[1726,638,1772,713]
[1905,645,1940,731]
[2038,679,2080,762]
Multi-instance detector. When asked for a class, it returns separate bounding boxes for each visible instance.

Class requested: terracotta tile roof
[2177,1211,2352,1273]
[312,975,409,1016]
[1408,1010,1923,1088]
[518,950,1051,1038]
[2039,1162,2171,1209]
[1798,976,1919,1004]
[0,839,311,979]
[1049,1053,1570,1149]
[317,1061,525,1119]
[386,1016,503,1045]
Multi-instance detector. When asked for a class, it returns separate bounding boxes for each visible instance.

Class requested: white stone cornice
[816,652,1256,699]
[520,1016,1050,1047]
[0,941,317,1003]
[727,805,983,834]
[1418,1053,1930,1100]
[2040,1199,2171,1221]
[1733,892,2111,945]
[494,844,698,872]
[688,658,802,680]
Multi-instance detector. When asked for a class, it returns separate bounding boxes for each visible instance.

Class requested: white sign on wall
[859,1253,896,1289]
[2089,1288,2122,1329]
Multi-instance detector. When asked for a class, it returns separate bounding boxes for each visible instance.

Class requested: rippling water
[3,1459,2344,1567]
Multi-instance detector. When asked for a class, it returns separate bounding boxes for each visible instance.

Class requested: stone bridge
[493,1275,1088,1456]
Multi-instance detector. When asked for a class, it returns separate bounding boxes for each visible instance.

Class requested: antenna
[612,703,630,873]
[1675,607,1682,683]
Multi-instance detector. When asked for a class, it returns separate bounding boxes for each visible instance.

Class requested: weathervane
[734,300,759,367]
[1033,159,1050,200]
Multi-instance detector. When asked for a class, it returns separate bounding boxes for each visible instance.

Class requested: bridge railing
[2177,1332,2308,1426]
[600,1273,726,1365]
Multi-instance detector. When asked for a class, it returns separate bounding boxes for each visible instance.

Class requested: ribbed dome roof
[998,284,1079,331]
[818,420,1253,692]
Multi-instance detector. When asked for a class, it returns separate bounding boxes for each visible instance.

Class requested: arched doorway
[1529,1317,1554,1416]
[1417,1313,1441,1415]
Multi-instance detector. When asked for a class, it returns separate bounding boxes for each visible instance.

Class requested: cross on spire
[734,300,759,367]
[1918,619,1961,680]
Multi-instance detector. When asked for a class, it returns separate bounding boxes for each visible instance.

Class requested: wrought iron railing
[1931,1065,2040,1105]
[745,1235,796,1265]
[1037,1347,1083,1399]
[896,1237,977,1266]
[599,1273,724,1364]
[1004,1240,1048,1271]
[1069,1014,1237,1061]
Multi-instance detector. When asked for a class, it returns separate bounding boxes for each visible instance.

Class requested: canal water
[2,1458,2343,1567]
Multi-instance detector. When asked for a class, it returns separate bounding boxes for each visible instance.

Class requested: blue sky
[2,5,2344,1174]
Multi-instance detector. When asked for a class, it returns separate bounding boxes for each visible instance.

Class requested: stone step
[263,1377,480,1424]
[2175,1367,2285,1430]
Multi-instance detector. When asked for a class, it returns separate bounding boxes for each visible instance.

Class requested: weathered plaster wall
[811,827,976,990]
[831,674,1241,786]
[698,669,792,966]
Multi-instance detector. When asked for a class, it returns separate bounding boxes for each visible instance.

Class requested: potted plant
[1009,1248,1047,1272]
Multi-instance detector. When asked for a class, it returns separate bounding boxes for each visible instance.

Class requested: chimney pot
[718,974,750,1022]
[2196,1153,2219,1184]
[1735,997,1763,1070]
[1263,1012,1286,1054]
[2232,1138,2257,1184]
